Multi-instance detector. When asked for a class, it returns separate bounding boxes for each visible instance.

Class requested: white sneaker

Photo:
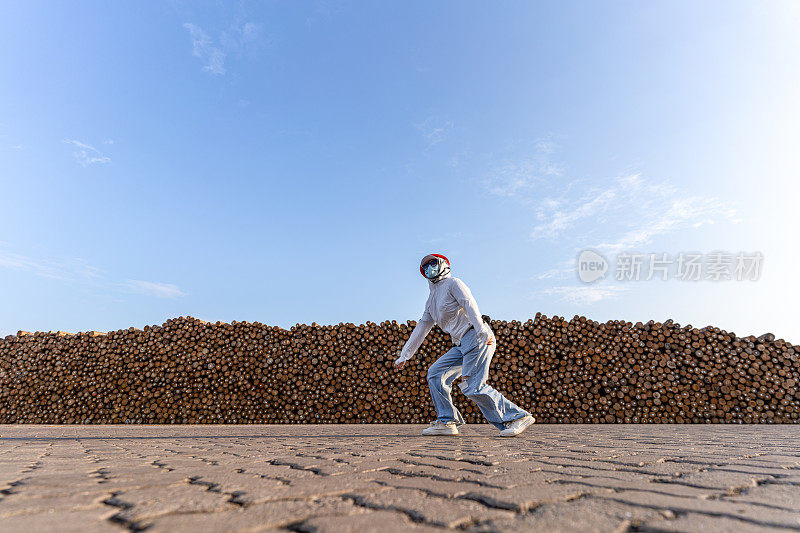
[422,420,459,436]
[499,414,535,437]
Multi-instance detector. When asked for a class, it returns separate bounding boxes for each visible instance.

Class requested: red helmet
[419,253,451,282]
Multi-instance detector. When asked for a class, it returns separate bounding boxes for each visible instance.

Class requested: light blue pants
[427,326,531,430]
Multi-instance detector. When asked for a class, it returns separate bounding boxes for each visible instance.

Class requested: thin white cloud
[542,284,630,305]
[422,231,463,245]
[0,247,101,280]
[447,150,470,169]
[535,267,572,280]
[481,141,741,308]
[484,140,563,197]
[529,172,738,252]
[527,171,738,290]
[184,23,226,75]
[532,258,574,280]
[531,189,617,239]
[616,173,643,189]
[241,22,260,41]
[0,244,184,299]
[589,187,738,256]
[415,116,453,146]
[484,140,737,251]
[123,279,186,299]
[220,21,264,53]
[63,139,111,166]
[184,20,263,76]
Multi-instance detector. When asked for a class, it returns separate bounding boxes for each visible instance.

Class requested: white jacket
[396,271,493,363]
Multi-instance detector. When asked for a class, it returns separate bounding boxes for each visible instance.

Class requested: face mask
[423,262,440,279]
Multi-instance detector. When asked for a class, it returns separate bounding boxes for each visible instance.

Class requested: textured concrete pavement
[1,425,799,532]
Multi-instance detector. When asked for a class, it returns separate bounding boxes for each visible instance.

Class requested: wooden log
[0,315,797,424]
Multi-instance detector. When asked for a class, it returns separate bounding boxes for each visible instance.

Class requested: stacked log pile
[0,314,797,424]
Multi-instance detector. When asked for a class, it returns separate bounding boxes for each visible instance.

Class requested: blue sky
[1,1,799,343]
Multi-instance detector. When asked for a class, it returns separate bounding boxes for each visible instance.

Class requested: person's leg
[427,347,466,426]
[458,328,531,430]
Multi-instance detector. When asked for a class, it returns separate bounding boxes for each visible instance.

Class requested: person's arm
[450,278,493,343]
[395,309,435,364]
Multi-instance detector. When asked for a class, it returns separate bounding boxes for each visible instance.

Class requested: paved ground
[0,425,799,532]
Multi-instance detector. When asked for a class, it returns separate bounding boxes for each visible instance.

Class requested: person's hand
[477,328,495,346]
[393,351,408,370]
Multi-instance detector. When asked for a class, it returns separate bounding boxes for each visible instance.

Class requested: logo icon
[577,249,608,283]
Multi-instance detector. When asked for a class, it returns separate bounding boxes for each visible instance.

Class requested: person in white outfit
[394,253,535,437]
